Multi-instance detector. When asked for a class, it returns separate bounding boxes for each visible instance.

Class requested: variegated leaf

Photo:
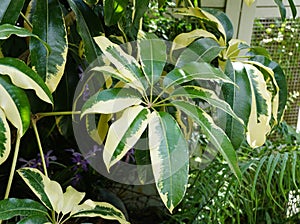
[221,60,252,149]
[138,33,166,85]
[81,88,142,117]
[0,108,10,165]
[148,111,189,213]
[94,36,145,92]
[0,77,30,136]
[170,85,244,125]
[176,38,223,67]
[163,62,233,89]
[172,100,242,181]
[0,0,25,25]
[17,168,53,210]
[103,106,150,169]
[171,29,218,54]
[0,24,49,52]
[61,186,86,215]
[243,63,272,148]
[72,199,129,224]
[29,0,68,93]
[0,57,53,105]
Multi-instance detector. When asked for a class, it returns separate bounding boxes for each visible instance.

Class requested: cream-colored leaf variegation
[73,199,130,224]
[0,108,10,165]
[82,97,142,117]
[62,186,86,215]
[43,178,64,213]
[244,63,272,148]
[0,84,23,134]
[245,60,280,124]
[103,105,150,169]
[94,36,144,93]
[171,29,218,61]
[0,65,53,105]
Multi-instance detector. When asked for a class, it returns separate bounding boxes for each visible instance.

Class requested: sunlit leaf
[104,106,150,169]
[148,111,189,213]
[0,77,30,136]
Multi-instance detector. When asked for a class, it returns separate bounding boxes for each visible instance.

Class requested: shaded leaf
[0,0,25,25]
[0,108,10,165]
[172,100,241,181]
[0,198,47,220]
[104,0,128,26]
[29,0,68,93]
[176,38,223,67]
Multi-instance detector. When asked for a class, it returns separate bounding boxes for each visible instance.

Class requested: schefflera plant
[170,6,287,149]
[0,168,129,224]
[79,34,244,213]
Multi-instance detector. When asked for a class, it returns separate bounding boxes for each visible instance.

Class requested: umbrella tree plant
[0,0,290,222]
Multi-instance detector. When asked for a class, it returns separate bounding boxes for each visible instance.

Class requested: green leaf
[176,38,223,67]
[94,36,145,92]
[132,0,150,28]
[0,24,49,52]
[17,168,53,210]
[104,105,150,169]
[0,0,25,25]
[17,215,49,224]
[172,100,242,181]
[222,61,252,149]
[148,111,189,213]
[67,0,102,63]
[0,57,53,105]
[0,198,48,220]
[274,0,286,20]
[288,0,297,18]
[203,8,234,42]
[29,0,68,93]
[104,0,128,26]
[81,88,142,116]
[170,85,244,125]
[0,76,30,136]
[72,199,129,224]
[138,33,166,85]
[0,108,10,165]
[163,62,233,89]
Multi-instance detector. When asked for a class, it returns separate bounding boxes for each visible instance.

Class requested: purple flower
[66,149,89,172]
[19,150,57,171]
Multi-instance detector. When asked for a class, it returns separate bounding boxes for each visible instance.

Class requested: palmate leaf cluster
[0,0,294,223]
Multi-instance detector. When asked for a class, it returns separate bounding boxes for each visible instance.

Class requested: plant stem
[32,117,48,177]
[36,111,81,119]
[20,12,33,29]
[4,132,21,199]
